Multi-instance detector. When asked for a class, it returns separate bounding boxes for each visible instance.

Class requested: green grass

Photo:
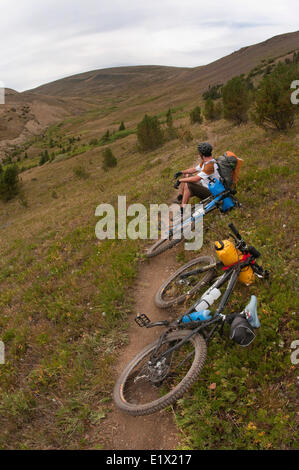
[173,119,299,450]
[0,110,298,449]
[0,114,195,449]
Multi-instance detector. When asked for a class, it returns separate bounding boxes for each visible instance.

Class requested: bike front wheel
[155,255,216,309]
[145,236,183,258]
[113,330,207,416]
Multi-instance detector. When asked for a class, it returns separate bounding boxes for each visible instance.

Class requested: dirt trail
[102,245,184,450]
[102,127,217,450]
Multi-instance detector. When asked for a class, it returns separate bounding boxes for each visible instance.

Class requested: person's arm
[180,162,215,184]
[179,174,201,183]
[181,167,198,175]
[177,166,200,180]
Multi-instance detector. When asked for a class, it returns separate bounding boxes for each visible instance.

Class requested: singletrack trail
[101,125,216,450]
[102,245,184,450]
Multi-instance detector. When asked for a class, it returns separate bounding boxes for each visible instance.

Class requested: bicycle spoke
[121,340,196,406]
[163,263,210,302]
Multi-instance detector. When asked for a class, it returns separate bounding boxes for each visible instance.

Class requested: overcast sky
[0,0,298,92]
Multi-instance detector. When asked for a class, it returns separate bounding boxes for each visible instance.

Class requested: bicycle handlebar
[228,224,263,262]
[228,223,242,240]
[247,246,261,259]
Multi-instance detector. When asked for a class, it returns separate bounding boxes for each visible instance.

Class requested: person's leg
[178,181,187,197]
[173,177,190,204]
[186,182,212,202]
[182,184,192,206]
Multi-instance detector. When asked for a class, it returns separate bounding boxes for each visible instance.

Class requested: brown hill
[184,30,299,87]
[30,30,299,98]
[0,30,298,160]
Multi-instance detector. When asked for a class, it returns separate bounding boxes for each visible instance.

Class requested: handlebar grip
[247,246,261,259]
[228,223,242,240]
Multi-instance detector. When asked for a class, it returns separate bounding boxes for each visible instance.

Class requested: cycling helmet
[197,142,213,157]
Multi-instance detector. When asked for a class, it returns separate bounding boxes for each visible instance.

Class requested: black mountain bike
[145,184,239,258]
[113,224,269,416]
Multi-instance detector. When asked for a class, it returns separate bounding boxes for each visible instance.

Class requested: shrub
[0,164,20,201]
[203,98,216,121]
[251,62,299,131]
[137,114,164,151]
[119,121,125,131]
[101,130,110,144]
[165,108,177,139]
[102,148,117,171]
[222,76,250,124]
[214,101,223,119]
[39,150,50,166]
[166,108,173,128]
[202,84,222,100]
[190,106,203,124]
[178,127,193,142]
[73,165,90,179]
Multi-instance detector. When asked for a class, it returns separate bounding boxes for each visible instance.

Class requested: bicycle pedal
[135,314,151,328]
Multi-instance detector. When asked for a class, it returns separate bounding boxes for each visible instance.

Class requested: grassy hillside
[0,109,209,448]
[175,119,299,450]
[0,36,298,449]
[0,103,298,448]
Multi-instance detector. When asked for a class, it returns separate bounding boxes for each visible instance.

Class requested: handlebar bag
[208,179,235,212]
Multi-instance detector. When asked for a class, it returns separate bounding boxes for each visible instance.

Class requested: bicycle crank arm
[135,314,170,328]
[146,321,171,328]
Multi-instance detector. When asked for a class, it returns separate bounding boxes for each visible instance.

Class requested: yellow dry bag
[215,239,255,285]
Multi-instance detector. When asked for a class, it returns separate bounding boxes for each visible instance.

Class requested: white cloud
[0,0,298,91]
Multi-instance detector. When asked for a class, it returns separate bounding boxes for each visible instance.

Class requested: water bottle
[243,295,260,328]
[182,310,212,323]
[194,288,221,312]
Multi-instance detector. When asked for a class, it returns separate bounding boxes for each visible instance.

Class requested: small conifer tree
[222,76,250,124]
[102,148,117,171]
[190,106,203,124]
[0,164,20,201]
[252,61,298,130]
[137,114,164,151]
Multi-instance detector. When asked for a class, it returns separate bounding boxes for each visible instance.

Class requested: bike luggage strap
[221,253,254,271]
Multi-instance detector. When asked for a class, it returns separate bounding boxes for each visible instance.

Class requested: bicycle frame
[147,257,253,363]
[164,190,238,239]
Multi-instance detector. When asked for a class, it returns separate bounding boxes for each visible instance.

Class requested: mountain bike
[145,179,239,258]
[113,224,269,416]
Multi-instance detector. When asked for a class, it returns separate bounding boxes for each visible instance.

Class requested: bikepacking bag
[208,178,235,212]
[216,151,239,189]
[229,313,256,347]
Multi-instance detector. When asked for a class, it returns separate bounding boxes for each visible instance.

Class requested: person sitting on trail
[174,142,220,206]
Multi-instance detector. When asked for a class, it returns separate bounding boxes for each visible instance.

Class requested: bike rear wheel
[113,330,207,416]
[155,255,216,309]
